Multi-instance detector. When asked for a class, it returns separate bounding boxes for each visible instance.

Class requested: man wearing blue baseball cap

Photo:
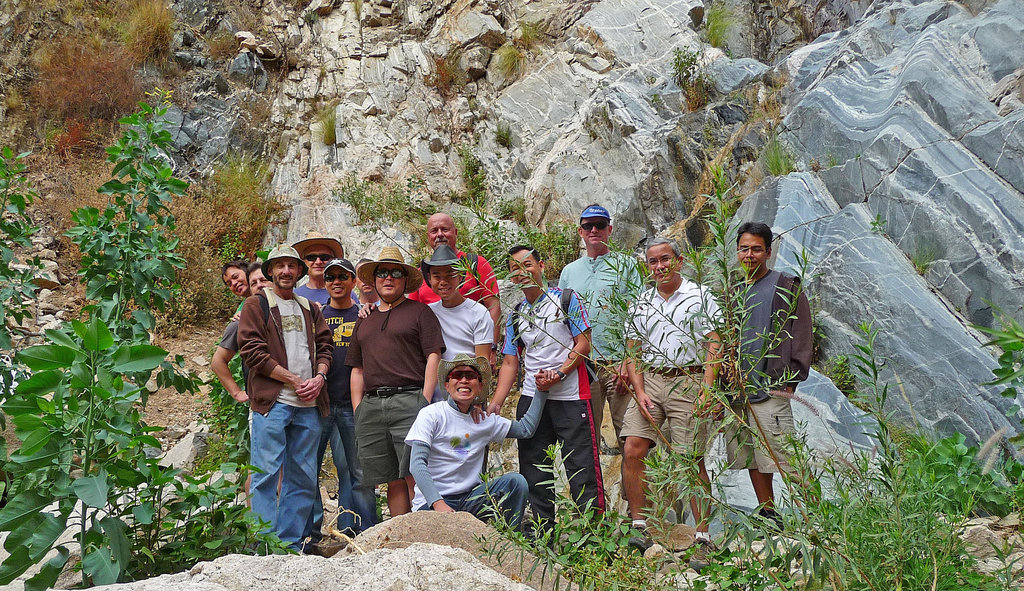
[559,204,644,454]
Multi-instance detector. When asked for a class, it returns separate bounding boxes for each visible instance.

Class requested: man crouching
[405,354,545,528]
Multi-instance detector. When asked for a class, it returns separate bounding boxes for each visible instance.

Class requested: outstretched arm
[505,390,547,439]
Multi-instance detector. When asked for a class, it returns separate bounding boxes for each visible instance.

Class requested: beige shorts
[723,394,794,473]
[620,373,711,456]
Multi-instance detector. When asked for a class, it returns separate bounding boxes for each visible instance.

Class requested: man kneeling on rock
[405,354,545,528]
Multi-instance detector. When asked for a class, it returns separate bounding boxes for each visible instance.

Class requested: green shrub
[518,20,543,50]
[495,121,512,148]
[425,50,466,97]
[817,354,857,397]
[494,44,526,79]
[761,134,796,176]
[703,4,735,49]
[316,101,339,145]
[334,174,436,243]
[457,145,487,211]
[672,47,713,110]
[0,148,41,349]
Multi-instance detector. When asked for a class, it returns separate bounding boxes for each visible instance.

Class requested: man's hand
[485,401,502,416]
[635,390,655,423]
[231,310,242,322]
[432,499,455,513]
[534,369,560,392]
[470,403,486,424]
[231,390,249,403]
[357,302,376,319]
[612,368,631,396]
[694,386,724,419]
[295,374,326,401]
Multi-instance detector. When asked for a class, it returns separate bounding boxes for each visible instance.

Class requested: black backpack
[510,288,597,383]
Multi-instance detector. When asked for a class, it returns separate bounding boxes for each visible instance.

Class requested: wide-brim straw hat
[438,354,493,403]
[356,246,424,294]
[261,244,308,281]
[292,231,345,258]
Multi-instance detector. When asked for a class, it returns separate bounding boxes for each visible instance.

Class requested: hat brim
[356,259,424,294]
[325,260,357,276]
[438,355,493,404]
[292,237,344,258]
[261,256,309,282]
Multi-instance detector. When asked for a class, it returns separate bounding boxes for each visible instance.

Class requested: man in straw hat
[292,231,346,307]
[405,354,544,528]
[422,244,494,402]
[238,244,333,551]
[347,246,445,517]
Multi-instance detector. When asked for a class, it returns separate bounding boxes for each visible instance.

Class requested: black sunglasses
[374,268,408,279]
[305,253,332,262]
[580,221,609,231]
[324,272,351,282]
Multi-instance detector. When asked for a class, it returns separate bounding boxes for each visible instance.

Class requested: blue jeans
[250,403,321,550]
[310,405,378,538]
[418,473,529,528]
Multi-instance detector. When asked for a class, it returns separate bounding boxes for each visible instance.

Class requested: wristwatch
[316,371,327,381]
[556,370,567,382]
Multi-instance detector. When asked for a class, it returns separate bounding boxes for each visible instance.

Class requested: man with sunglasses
[307,258,377,545]
[406,354,544,528]
[347,247,445,518]
[292,231,346,307]
[559,204,643,453]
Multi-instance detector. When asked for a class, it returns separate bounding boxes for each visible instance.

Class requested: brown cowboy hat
[356,246,424,294]
[292,231,345,259]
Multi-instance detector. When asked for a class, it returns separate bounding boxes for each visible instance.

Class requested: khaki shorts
[620,373,711,456]
[723,394,794,473]
[354,388,428,486]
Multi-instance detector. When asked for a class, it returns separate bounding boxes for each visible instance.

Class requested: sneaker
[627,527,653,553]
[600,441,622,456]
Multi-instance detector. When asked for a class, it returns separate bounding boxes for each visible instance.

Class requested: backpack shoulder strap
[560,288,575,329]
[258,293,271,323]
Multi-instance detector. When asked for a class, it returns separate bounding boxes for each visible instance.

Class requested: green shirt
[558,251,643,361]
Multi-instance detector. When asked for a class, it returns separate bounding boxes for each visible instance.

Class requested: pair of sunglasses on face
[580,221,609,231]
[448,370,481,381]
[324,272,352,282]
[374,268,408,279]
[305,253,333,262]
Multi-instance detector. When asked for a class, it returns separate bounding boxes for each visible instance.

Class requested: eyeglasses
[324,272,351,282]
[305,253,332,262]
[448,370,481,381]
[580,221,609,231]
[737,246,766,254]
[374,268,408,279]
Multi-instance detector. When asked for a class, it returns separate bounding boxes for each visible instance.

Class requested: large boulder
[67,543,530,591]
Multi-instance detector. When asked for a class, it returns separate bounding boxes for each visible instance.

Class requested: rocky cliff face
[155,0,1022,442]
[739,0,1024,442]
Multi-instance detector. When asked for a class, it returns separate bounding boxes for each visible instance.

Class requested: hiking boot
[627,526,653,553]
[757,507,784,532]
[688,537,718,572]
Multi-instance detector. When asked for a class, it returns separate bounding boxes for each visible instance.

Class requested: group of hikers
[211,204,812,557]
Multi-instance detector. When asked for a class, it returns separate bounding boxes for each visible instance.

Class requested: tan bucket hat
[261,244,308,281]
[438,354,492,403]
[355,246,424,294]
[292,230,345,259]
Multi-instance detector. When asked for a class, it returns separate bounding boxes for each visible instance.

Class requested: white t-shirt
[276,297,315,408]
[429,298,494,360]
[405,402,512,510]
[501,288,590,402]
[626,279,720,369]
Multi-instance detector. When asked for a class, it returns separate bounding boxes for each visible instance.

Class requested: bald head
[427,213,458,250]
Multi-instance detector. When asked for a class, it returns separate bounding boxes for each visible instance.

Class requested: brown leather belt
[648,366,702,378]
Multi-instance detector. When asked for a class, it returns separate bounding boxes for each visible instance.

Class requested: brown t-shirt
[346,299,445,391]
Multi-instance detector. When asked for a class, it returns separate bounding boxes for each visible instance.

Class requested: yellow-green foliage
[494,44,525,79]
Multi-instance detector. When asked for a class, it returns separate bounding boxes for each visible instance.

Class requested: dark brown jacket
[237,291,333,416]
[763,272,812,390]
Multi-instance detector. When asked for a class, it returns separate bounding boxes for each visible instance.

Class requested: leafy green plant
[0,148,41,350]
[761,134,796,176]
[870,213,888,235]
[817,354,857,397]
[200,355,251,467]
[977,310,1024,446]
[494,44,526,79]
[495,121,513,148]
[703,4,735,49]
[672,47,713,110]
[910,241,940,275]
[0,100,284,589]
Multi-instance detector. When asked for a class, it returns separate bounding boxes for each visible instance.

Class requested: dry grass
[493,44,525,79]
[207,31,238,60]
[425,50,466,97]
[31,36,142,122]
[124,0,174,62]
